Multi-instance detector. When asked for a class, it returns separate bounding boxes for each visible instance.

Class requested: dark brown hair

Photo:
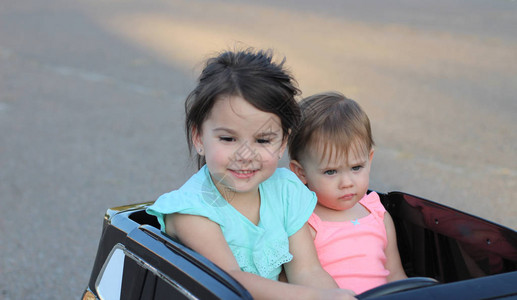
[185,48,301,169]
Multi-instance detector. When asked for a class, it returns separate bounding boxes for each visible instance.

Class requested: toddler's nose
[339,174,353,188]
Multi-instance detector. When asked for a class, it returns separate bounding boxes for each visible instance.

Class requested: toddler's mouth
[339,193,355,201]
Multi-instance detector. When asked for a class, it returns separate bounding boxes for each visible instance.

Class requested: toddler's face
[193,95,286,200]
[297,143,373,212]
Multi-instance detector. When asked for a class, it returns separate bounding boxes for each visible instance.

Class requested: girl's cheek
[264,150,281,162]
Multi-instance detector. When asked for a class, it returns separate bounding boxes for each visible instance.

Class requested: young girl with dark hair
[147,50,355,299]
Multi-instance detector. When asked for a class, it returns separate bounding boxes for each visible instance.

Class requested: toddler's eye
[324,170,337,175]
[352,165,363,171]
[219,136,235,142]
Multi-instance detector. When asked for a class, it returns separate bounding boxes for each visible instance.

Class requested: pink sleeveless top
[308,192,389,294]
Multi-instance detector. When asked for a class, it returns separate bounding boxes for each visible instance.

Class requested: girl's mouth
[229,169,257,179]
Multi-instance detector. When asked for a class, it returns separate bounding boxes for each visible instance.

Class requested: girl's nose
[232,142,262,169]
[234,142,256,162]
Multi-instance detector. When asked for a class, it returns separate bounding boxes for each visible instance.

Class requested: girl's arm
[383,212,408,282]
[166,213,356,300]
[284,223,339,288]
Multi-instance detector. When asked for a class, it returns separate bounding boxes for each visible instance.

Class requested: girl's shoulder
[266,167,305,187]
[260,168,317,236]
[268,167,295,178]
[148,189,224,219]
[262,168,315,203]
[146,166,228,227]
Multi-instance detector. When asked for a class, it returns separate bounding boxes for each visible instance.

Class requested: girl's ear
[289,160,307,184]
[277,137,288,160]
[192,126,204,155]
[276,129,291,160]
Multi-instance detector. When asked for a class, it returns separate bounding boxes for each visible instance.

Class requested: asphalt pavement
[1,1,515,299]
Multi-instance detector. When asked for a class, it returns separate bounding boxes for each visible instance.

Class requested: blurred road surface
[0,0,515,299]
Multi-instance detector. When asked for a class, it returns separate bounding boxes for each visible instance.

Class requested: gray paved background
[1,0,515,299]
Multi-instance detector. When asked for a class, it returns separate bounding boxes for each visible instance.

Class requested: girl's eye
[219,136,235,142]
[352,165,363,171]
[324,170,337,175]
[257,138,271,144]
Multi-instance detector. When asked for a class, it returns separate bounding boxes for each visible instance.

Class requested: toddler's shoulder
[361,191,386,217]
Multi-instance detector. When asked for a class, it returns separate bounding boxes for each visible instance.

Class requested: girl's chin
[231,184,258,194]
[214,181,258,197]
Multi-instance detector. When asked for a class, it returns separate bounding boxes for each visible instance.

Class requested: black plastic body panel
[85,208,251,299]
[84,191,517,299]
[379,192,517,282]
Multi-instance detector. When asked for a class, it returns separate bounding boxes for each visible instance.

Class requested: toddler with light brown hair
[288,92,407,294]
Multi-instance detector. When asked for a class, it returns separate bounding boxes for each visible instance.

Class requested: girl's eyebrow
[213,127,280,137]
[213,127,236,134]
[256,131,279,137]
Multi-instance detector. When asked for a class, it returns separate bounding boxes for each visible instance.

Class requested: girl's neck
[216,184,261,225]
[229,190,261,225]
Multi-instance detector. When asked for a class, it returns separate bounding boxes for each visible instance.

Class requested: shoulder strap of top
[307,213,321,232]
[361,191,386,220]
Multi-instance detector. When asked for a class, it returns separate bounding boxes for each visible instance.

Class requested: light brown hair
[288,92,374,164]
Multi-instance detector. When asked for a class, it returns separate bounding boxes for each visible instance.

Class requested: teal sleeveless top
[146,165,316,280]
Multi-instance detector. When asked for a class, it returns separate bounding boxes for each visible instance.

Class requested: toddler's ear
[369,148,375,162]
[289,160,307,184]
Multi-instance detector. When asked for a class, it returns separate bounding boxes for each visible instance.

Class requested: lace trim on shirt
[233,235,293,279]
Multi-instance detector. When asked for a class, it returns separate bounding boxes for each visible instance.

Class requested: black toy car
[82,191,517,299]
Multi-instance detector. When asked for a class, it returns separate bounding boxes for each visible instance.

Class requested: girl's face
[193,95,287,200]
[292,143,374,212]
